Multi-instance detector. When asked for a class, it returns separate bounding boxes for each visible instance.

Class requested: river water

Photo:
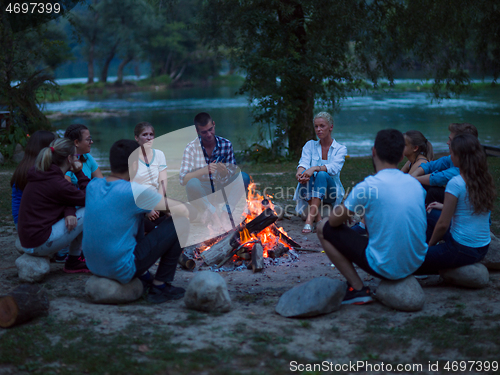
[44,84,500,167]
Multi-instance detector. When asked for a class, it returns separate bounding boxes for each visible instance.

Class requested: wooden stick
[252,243,264,273]
[294,247,322,252]
[0,284,49,328]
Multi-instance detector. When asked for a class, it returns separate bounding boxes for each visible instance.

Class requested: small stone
[440,263,489,289]
[376,276,425,312]
[275,277,346,318]
[85,276,143,304]
[184,271,231,312]
[481,232,500,270]
[15,254,50,283]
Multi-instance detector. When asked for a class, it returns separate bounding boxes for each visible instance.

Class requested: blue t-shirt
[344,169,428,279]
[66,153,99,185]
[445,175,490,248]
[420,155,459,187]
[83,178,161,284]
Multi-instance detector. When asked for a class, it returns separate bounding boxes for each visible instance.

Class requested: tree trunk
[87,41,95,84]
[287,87,315,158]
[100,40,120,83]
[116,56,133,85]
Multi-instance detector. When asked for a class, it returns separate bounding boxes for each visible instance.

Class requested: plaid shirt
[179,135,237,186]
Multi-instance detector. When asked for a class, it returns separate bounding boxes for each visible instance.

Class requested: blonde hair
[35,138,75,172]
[313,112,334,126]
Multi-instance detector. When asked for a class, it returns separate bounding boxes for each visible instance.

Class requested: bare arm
[415,174,431,186]
[411,166,425,177]
[328,204,353,228]
[91,167,104,179]
[428,193,457,246]
[401,160,410,174]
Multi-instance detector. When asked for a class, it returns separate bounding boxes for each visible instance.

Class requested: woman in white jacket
[294,112,347,233]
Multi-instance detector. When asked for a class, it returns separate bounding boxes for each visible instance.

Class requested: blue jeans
[186,171,250,213]
[297,171,337,203]
[415,210,489,275]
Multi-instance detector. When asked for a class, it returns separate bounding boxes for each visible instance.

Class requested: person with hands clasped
[294,112,347,233]
[17,138,90,274]
[415,133,495,275]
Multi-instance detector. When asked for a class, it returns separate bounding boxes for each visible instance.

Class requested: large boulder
[184,271,231,313]
[440,263,489,289]
[376,276,425,312]
[12,143,24,163]
[481,232,500,270]
[275,277,346,318]
[15,254,51,283]
[85,276,143,304]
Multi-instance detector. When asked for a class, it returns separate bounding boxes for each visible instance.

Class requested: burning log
[267,243,288,259]
[237,246,252,260]
[200,208,278,266]
[271,225,301,248]
[0,284,49,328]
[178,252,196,270]
[252,243,264,273]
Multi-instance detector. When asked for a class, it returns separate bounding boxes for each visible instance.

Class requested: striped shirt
[179,135,237,185]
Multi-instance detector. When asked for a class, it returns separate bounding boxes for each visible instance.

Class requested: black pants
[133,216,189,283]
[423,185,445,205]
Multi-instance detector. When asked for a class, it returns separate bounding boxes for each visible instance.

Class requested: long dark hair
[35,138,75,172]
[404,130,434,161]
[10,130,56,190]
[451,133,495,214]
[64,123,89,162]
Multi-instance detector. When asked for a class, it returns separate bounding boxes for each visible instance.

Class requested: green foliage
[0,125,28,160]
[199,0,500,157]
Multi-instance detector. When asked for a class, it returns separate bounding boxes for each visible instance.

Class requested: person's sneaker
[52,253,68,263]
[146,283,185,304]
[138,271,154,290]
[342,284,374,305]
[63,255,91,274]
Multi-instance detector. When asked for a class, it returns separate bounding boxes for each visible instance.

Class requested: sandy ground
[1,216,500,372]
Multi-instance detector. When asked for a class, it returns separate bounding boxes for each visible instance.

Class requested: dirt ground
[1,215,500,373]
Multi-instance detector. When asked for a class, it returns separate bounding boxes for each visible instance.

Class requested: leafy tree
[199,0,500,157]
[0,9,73,157]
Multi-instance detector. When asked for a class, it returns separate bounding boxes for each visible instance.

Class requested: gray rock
[12,144,24,163]
[14,236,25,254]
[0,151,4,165]
[184,271,231,312]
[275,277,346,318]
[481,232,500,270]
[15,254,51,283]
[85,276,143,304]
[376,276,425,312]
[440,263,489,289]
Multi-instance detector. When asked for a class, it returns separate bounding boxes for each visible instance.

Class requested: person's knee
[186,178,202,190]
[316,217,328,239]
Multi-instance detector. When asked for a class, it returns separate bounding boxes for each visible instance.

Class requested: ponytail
[35,138,75,171]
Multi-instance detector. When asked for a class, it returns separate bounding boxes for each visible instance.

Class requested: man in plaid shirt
[179,112,250,224]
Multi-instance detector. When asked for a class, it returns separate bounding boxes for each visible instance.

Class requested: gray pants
[23,208,85,257]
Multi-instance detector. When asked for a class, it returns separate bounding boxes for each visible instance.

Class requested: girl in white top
[132,122,168,230]
[416,133,495,274]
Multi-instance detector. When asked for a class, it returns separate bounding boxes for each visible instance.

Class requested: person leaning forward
[317,129,428,305]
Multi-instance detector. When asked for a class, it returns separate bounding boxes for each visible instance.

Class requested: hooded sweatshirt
[18,164,89,248]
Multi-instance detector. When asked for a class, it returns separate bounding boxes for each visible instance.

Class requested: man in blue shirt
[317,129,428,305]
[411,123,478,204]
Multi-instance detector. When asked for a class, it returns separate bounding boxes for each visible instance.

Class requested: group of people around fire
[10,110,495,305]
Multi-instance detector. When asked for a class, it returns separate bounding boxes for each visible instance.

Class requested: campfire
[181,183,300,272]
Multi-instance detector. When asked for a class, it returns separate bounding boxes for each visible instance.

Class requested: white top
[131,149,167,191]
[344,169,428,280]
[293,138,347,206]
[445,175,491,248]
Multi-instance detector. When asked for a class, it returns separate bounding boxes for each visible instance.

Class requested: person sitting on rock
[82,140,190,304]
[317,129,428,305]
[17,138,90,273]
[294,112,347,234]
[411,122,478,205]
[414,134,495,275]
[401,130,434,174]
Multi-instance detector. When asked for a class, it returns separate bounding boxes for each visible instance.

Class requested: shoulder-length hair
[10,130,56,190]
[35,138,75,172]
[404,130,434,161]
[451,133,495,214]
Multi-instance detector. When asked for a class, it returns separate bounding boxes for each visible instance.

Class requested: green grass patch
[354,310,500,362]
